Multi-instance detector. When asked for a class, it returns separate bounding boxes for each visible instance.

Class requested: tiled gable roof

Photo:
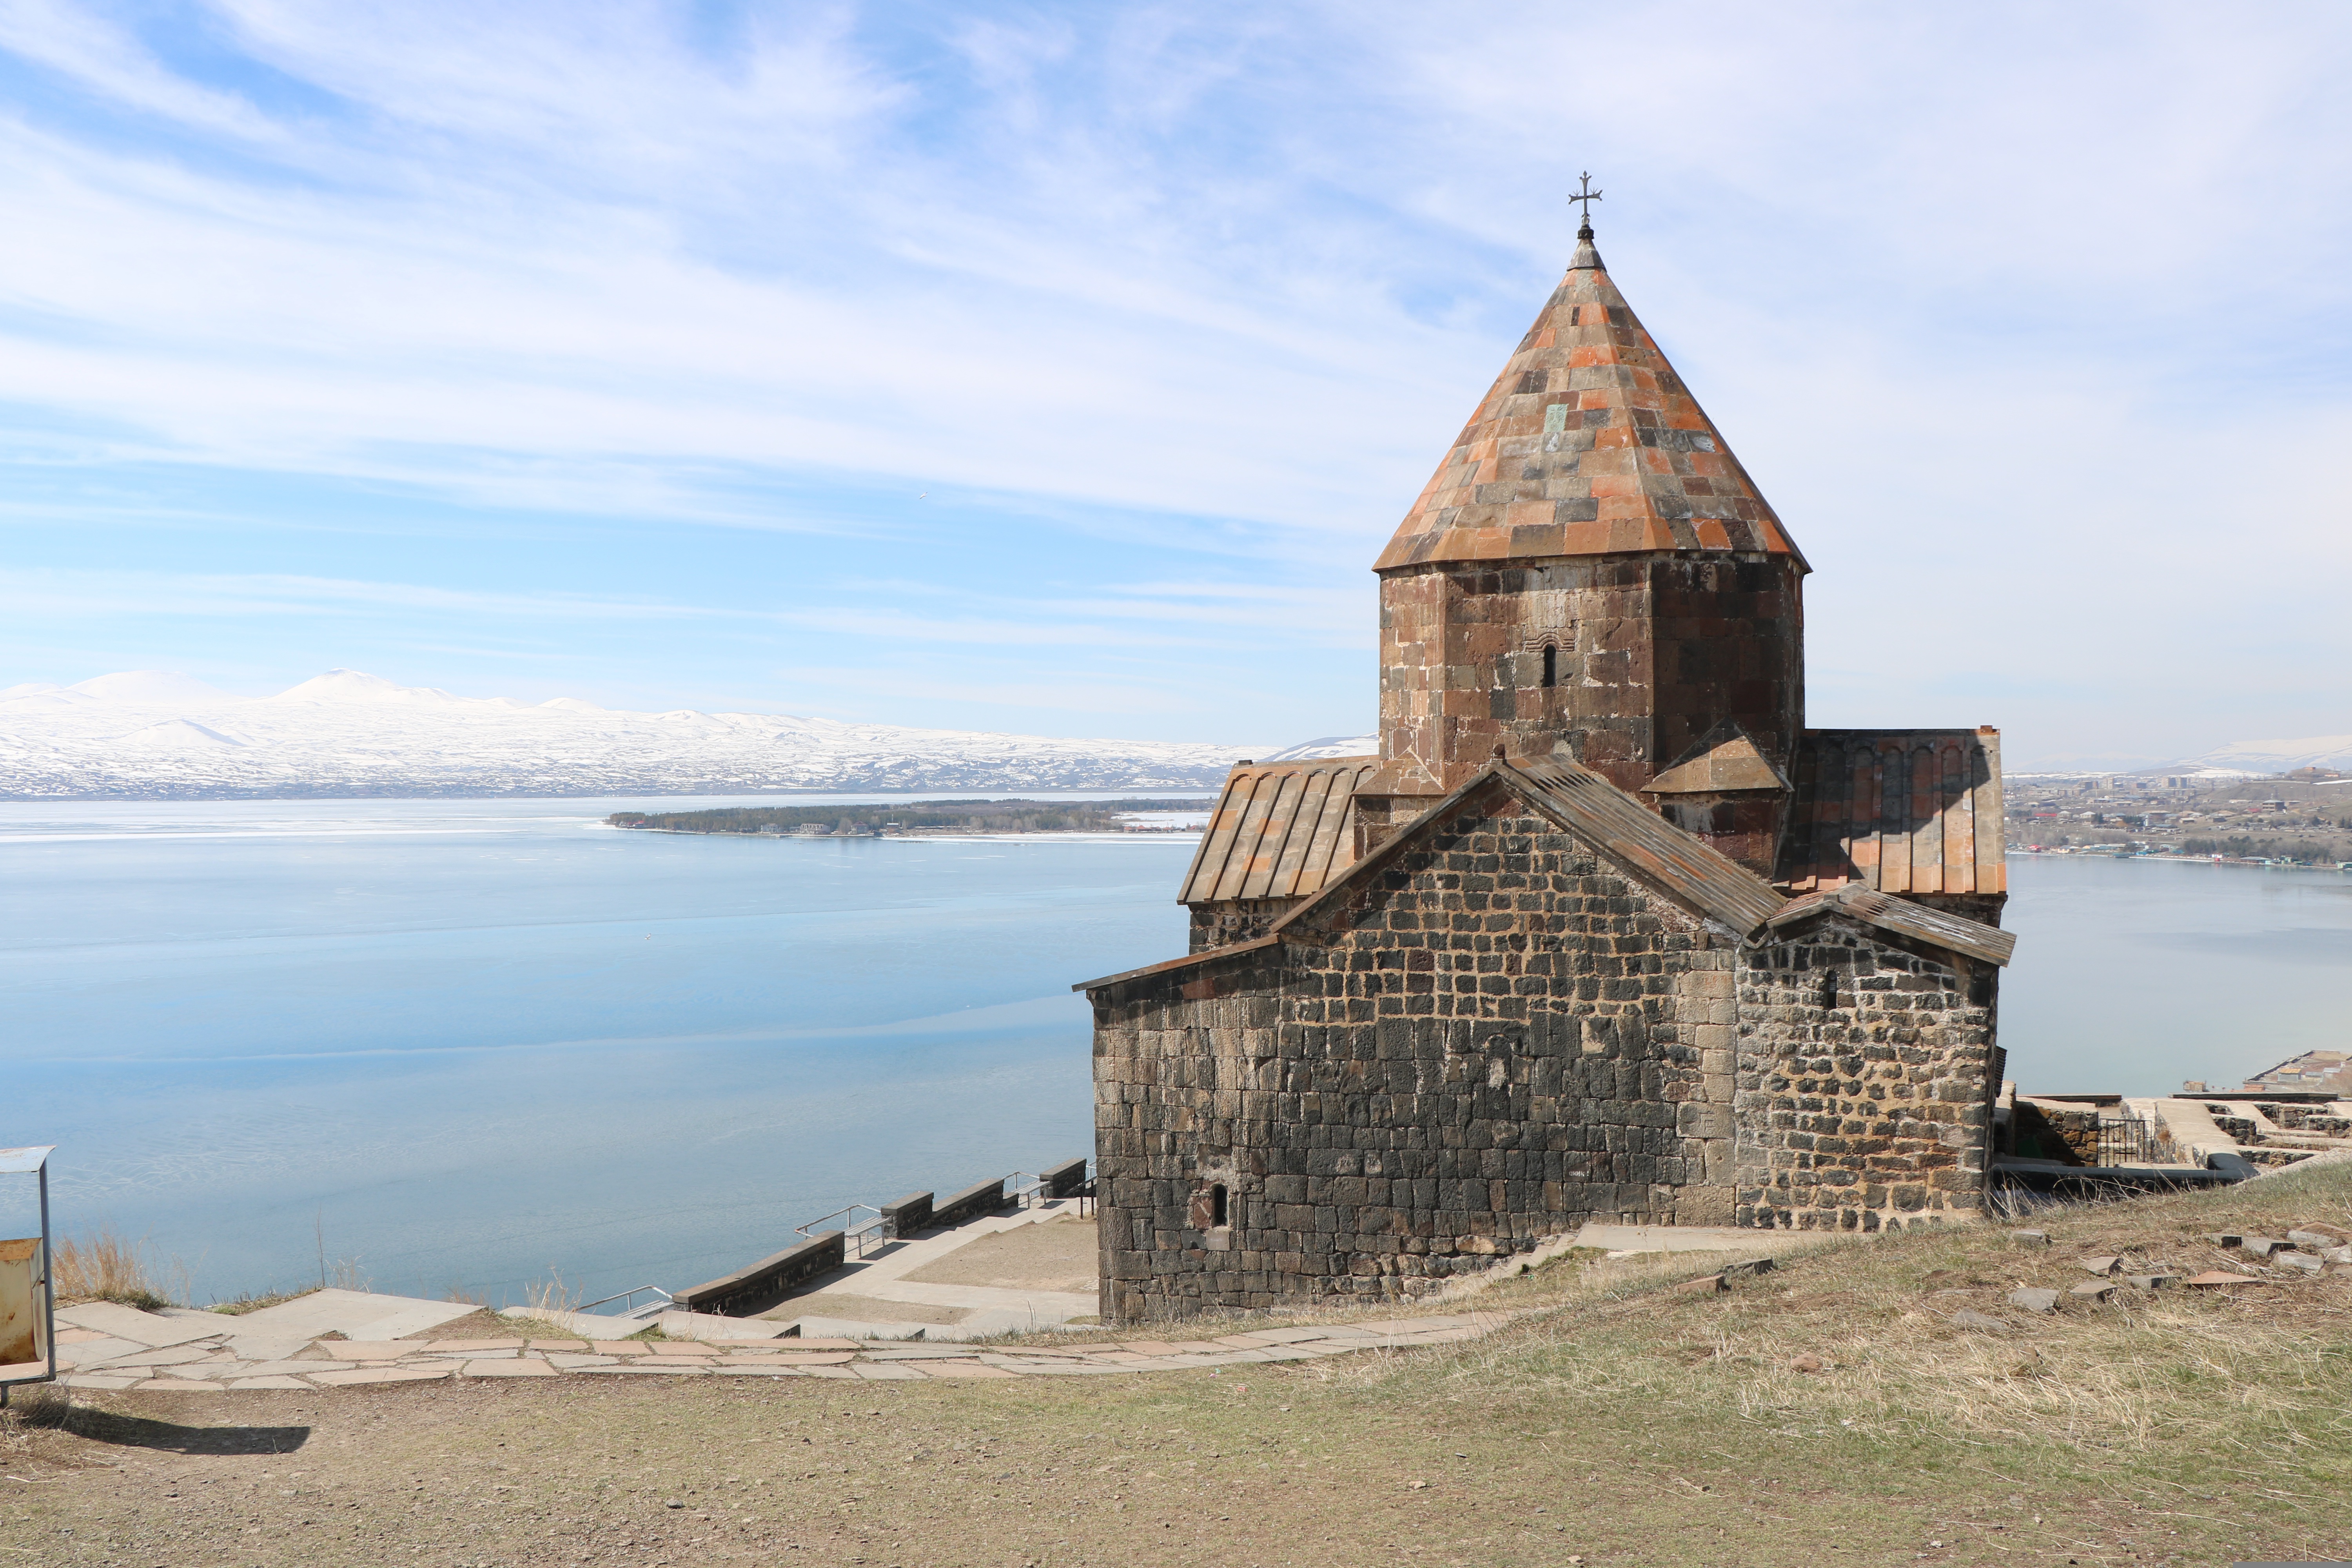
[1506,756,1787,934]
[1274,755,1786,941]
[1644,721,1790,795]
[1177,757,1380,905]
[1777,728,2007,896]
[1766,883,2016,967]
[1375,227,1803,572]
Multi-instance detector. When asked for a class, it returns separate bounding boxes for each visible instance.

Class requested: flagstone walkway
[47,1298,1506,1393]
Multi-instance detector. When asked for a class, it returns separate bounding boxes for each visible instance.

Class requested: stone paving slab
[223,1335,314,1362]
[105,1343,222,1369]
[579,1365,709,1376]
[43,1294,1518,1395]
[917,1361,1015,1378]
[223,1288,481,1343]
[56,1302,224,1348]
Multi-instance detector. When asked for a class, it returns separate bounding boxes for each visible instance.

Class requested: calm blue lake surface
[2,802,2347,1305]
[0,796,1194,1307]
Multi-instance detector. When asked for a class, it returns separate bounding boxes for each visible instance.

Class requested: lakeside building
[1077,214,2018,1322]
[2230,1051,2350,1094]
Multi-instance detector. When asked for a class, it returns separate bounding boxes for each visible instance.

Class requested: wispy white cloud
[0,2,2347,757]
[0,0,281,138]
[0,567,727,622]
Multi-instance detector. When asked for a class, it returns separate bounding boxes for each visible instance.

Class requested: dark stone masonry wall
[1734,920,1997,1230]
[1092,788,1740,1322]
[1186,897,1304,954]
[1377,554,1804,796]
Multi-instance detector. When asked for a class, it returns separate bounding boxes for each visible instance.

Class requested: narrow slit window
[1541,644,1559,689]
[1210,1184,1229,1227]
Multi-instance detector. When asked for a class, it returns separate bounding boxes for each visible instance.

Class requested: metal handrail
[1010,1164,1096,1213]
[574,1284,673,1318]
[798,1203,889,1259]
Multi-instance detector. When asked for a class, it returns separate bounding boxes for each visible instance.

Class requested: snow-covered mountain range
[0,670,1273,799]
[1259,734,1379,761]
[2165,735,2352,777]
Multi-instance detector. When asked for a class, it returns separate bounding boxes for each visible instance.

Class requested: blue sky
[1,2,2347,766]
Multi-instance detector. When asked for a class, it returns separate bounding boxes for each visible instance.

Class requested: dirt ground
[7,1169,2352,1567]
[766,1292,968,1326]
[901,1214,1096,1294]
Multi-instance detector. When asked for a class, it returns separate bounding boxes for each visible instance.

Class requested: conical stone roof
[1375,226,1804,572]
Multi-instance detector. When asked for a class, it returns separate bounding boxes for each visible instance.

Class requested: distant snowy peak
[1259,734,1379,762]
[2171,735,2352,775]
[266,669,469,706]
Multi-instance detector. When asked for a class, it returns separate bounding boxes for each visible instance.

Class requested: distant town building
[2238,1051,2350,1093]
[1080,211,2015,1321]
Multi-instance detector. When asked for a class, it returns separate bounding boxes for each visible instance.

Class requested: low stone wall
[674,1232,845,1318]
[1041,1158,1089,1200]
[2010,1098,2096,1165]
[930,1178,1010,1230]
[879,1191,933,1238]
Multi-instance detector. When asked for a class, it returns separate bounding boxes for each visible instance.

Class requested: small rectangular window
[1210,1184,1229,1228]
[1541,644,1558,688]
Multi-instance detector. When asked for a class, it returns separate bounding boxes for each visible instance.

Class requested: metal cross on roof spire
[1569,171,1602,232]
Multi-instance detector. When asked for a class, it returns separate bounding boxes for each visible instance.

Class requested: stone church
[1078,216,2016,1323]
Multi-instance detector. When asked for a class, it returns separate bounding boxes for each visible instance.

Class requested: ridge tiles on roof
[1375,229,1803,572]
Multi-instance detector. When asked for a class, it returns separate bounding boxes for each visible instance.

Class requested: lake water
[2,802,2347,1306]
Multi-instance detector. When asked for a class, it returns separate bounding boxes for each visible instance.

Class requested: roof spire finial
[1569,171,1603,239]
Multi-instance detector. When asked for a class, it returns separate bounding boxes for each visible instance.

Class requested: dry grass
[48,1224,185,1310]
[206,1286,318,1316]
[522,1267,589,1315]
[1326,1159,2352,1472]
[10,1170,2352,1566]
